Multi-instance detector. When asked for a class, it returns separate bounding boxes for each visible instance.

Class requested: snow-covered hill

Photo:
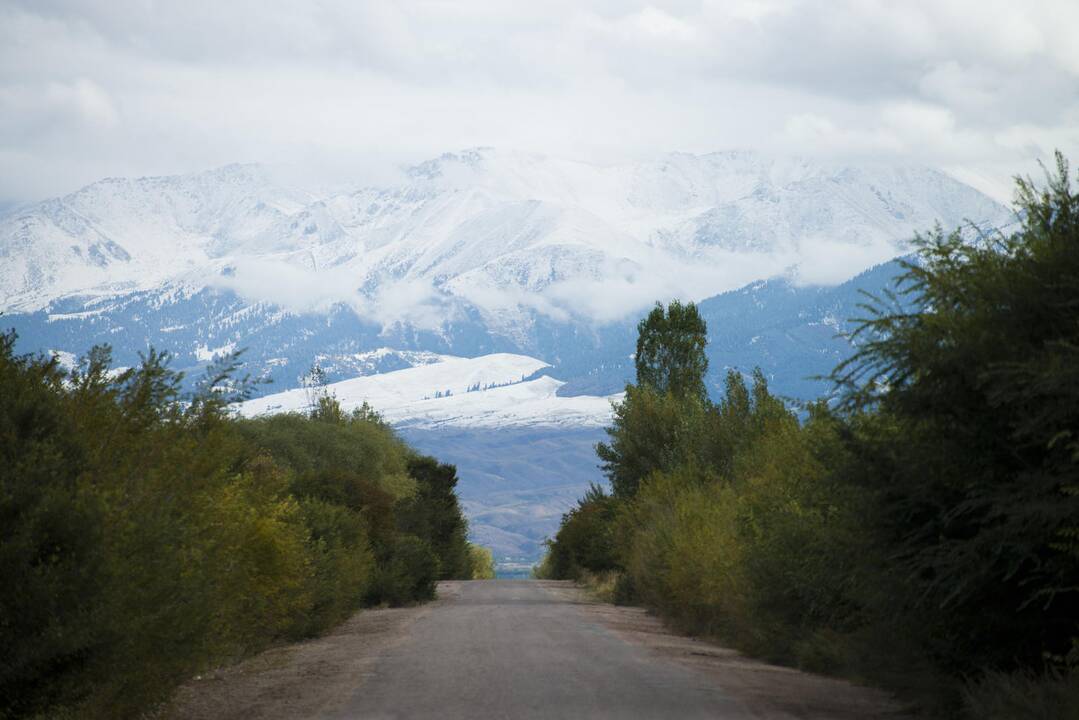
[0,149,1012,327]
[239,352,617,430]
[236,352,618,562]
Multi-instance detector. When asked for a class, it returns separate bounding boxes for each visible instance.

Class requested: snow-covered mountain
[1,148,1011,327]
[0,164,322,311]
[0,149,1015,564]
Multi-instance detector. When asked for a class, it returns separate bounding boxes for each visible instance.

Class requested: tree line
[0,341,493,719]
[538,154,1079,718]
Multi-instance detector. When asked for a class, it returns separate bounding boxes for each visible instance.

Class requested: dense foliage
[633,300,709,402]
[541,154,1079,717]
[0,340,479,719]
[834,153,1079,676]
[468,544,497,580]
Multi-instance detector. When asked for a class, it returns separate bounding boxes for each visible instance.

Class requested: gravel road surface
[166,580,904,719]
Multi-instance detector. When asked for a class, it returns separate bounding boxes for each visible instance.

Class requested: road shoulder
[161,583,463,720]
[544,582,910,720]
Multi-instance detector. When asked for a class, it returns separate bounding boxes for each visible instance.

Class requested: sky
[2,0,1078,205]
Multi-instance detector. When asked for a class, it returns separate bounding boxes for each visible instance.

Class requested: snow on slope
[1,149,1014,327]
[0,164,322,311]
[239,352,617,429]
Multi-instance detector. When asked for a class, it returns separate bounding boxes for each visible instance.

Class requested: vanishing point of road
[166,580,904,720]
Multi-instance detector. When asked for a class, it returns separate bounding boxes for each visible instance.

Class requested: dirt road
[166,580,905,719]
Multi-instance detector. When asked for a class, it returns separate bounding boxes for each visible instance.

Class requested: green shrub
[237,412,415,505]
[731,407,871,669]
[468,544,496,579]
[619,468,746,637]
[0,336,469,719]
[294,496,375,636]
[373,534,441,605]
[542,484,620,580]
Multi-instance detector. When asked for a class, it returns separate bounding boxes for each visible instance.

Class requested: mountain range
[0,148,1016,562]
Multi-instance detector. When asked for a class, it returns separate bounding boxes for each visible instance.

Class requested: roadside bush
[294,496,376,636]
[731,406,871,669]
[373,534,441,605]
[620,467,746,637]
[196,456,314,651]
[541,484,619,579]
[468,544,497,579]
[0,335,470,719]
[961,669,1079,720]
[236,412,415,507]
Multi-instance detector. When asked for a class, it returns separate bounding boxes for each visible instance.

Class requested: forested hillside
[0,339,489,719]
[539,154,1079,718]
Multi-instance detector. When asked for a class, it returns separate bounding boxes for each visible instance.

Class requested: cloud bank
[2,1,1077,204]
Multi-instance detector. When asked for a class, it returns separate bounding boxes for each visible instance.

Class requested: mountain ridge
[1,148,1011,323]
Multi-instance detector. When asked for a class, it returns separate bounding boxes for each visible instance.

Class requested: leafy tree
[543,153,1079,717]
[468,545,497,580]
[397,456,472,579]
[0,335,101,718]
[598,301,712,498]
[834,151,1079,673]
[541,484,620,578]
[373,534,441,604]
[634,300,709,401]
[0,332,472,718]
[597,385,712,498]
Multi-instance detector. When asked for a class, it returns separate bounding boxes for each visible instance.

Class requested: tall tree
[634,301,709,401]
[598,301,711,498]
[597,384,710,498]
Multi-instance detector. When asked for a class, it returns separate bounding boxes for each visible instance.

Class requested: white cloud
[211,258,363,314]
[540,250,797,323]
[794,235,903,286]
[212,258,468,331]
[0,1,1077,204]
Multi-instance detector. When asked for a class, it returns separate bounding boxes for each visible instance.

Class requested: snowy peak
[1,149,1014,321]
[0,163,327,310]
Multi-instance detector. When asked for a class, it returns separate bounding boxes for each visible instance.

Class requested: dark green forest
[0,340,489,719]
[538,154,1079,718]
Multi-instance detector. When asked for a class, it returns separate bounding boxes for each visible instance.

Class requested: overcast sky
[2,0,1077,205]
